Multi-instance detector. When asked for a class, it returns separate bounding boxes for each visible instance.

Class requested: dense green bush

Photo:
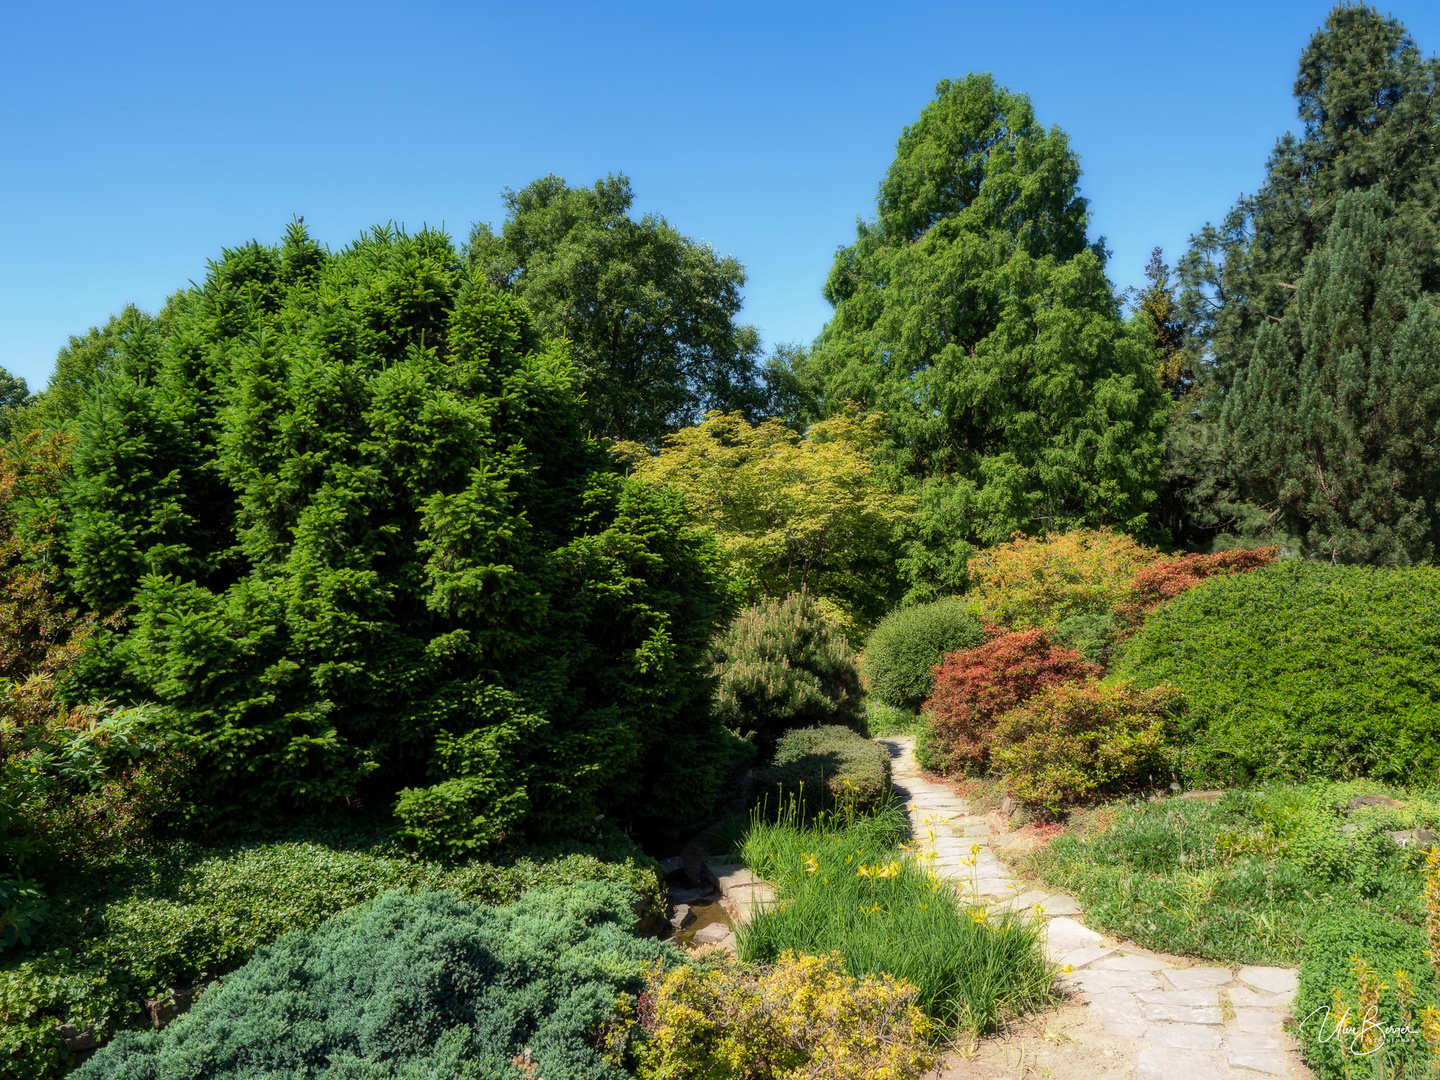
[862,599,985,712]
[44,223,732,844]
[712,593,864,754]
[991,682,1183,814]
[1,829,663,1078]
[1293,909,1438,1080]
[1118,562,1440,786]
[750,726,892,819]
[75,884,678,1080]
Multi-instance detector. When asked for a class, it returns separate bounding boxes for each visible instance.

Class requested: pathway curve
[879,736,1309,1080]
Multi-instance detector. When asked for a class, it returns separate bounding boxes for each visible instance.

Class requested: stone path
[879,736,1309,1080]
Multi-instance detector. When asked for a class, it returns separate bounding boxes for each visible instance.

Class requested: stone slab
[1238,966,1299,995]
[1088,991,1147,1037]
[1228,986,1295,1008]
[1225,1033,1290,1076]
[1142,1023,1223,1050]
[1058,945,1115,970]
[1134,1045,1224,1080]
[1137,989,1220,1008]
[691,923,733,946]
[994,888,1050,912]
[1091,953,1172,972]
[1164,967,1233,991]
[1143,1003,1223,1025]
[1044,916,1104,961]
[1234,1008,1285,1035]
[1036,893,1083,916]
[710,865,759,890]
[1069,969,1164,994]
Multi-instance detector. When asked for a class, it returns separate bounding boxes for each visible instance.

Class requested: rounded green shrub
[1118,562,1440,787]
[862,600,985,712]
[75,884,677,1080]
[712,593,864,754]
[750,726,892,819]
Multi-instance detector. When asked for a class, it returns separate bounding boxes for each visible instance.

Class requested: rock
[1234,1008,1285,1035]
[668,903,694,931]
[56,1024,99,1052]
[710,864,760,892]
[1088,991,1146,1037]
[1238,966,1299,996]
[1058,945,1115,969]
[1090,953,1173,972]
[1069,969,1163,993]
[1388,828,1437,847]
[679,842,712,888]
[668,886,710,904]
[1137,989,1220,1007]
[1227,986,1295,1008]
[1164,967,1233,991]
[1143,1003,1223,1024]
[1036,893,1082,916]
[1001,796,1015,816]
[1043,916,1104,962]
[1225,1032,1291,1076]
[1143,1023,1222,1050]
[1135,1045,1224,1080]
[658,855,685,877]
[692,923,733,946]
[145,986,196,1029]
[1346,794,1405,810]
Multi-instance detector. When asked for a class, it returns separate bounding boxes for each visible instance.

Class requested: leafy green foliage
[810,74,1169,598]
[862,599,985,712]
[620,407,914,631]
[712,593,864,755]
[639,951,936,1080]
[739,801,1056,1037]
[1294,908,1439,1080]
[919,630,1098,776]
[750,726,892,821]
[52,222,730,842]
[75,884,677,1080]
[468,174,762,443]
[1118,562,1440,786]
[1,829,664,1078]
[1023,781,1440,965]
[990,681,1183,815]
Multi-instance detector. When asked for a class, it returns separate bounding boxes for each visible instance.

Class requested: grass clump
[1118,561,1440,787]
[862,600,985,712]
[1023,782,1440,966]
[864,700,921,738]
[738,800,1056,1038]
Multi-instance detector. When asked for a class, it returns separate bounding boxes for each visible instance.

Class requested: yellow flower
[971,908,988,924]
[857,864,872,878]
[970,843,981,855]
[1062,963,1073,974]
[803,853,819,875]
[1033,904,1046,916]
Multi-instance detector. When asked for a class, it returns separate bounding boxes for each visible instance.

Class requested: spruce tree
[810,74,1168,597]
[1178,4,1440,558]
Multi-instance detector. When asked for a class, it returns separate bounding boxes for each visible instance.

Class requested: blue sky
[4,0,1438,391]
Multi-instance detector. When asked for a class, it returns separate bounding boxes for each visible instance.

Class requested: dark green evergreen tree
[467,174,763,443]
[810,74,1169,598]
[1177,4,1440,556]
[1220,188,1440,563]
[54,221,733,843]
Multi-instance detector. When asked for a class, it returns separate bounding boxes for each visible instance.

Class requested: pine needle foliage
[712,593,864,755]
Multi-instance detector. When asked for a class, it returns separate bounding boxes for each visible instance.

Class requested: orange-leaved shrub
[990,681,1184,815]
[916,629,1099,776]
[1116,547,1279,626]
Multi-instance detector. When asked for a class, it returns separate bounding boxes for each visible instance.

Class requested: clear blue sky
[4,0,1438,392]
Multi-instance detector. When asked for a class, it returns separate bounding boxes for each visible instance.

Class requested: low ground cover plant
[74,883,676,1080]
[712,593,864,755]
[1,828,664,1079]
[739,800,1056,1038]
[917,630,1098,777]
[1118,561,1440,787]
[1022,782,1440,966]
[861,600,985,712]
[640,950,937,1080]
[750,726,892,820]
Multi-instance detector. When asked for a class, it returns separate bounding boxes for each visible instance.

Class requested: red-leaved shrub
[1117,546,1279,626]
[917,629,1099,776]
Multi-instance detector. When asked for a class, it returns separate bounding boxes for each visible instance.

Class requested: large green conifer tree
[810,75,1168,597]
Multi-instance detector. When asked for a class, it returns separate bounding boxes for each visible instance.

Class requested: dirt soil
[929,992,1136,1080]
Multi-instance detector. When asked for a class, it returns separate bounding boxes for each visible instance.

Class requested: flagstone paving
[877,736,1311,1080]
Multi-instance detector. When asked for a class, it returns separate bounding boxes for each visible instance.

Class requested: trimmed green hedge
[1118,562,1440,786]
[750,726,892,819]
[75,884,678,1080]
[863,600,986,712]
